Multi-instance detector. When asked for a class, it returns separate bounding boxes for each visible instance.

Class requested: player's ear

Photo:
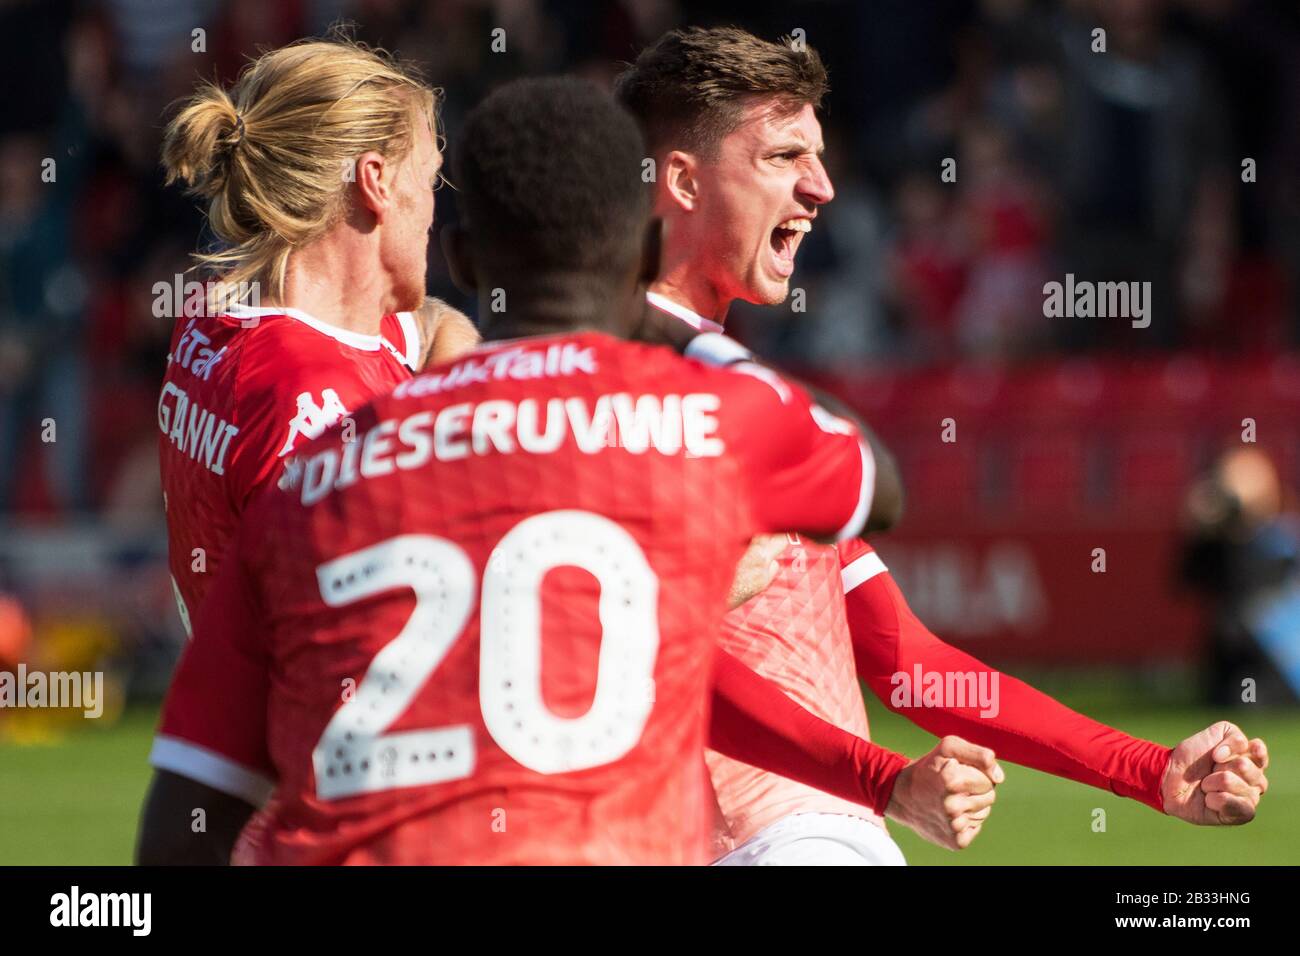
[662,151,698,212]
[353,151,390,220]
[639,217,662,287]
[441,224,477,294]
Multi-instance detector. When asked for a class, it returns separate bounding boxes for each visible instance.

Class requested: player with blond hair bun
[157,35,479,636]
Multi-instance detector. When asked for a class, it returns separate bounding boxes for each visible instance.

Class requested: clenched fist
[1161,721,1269,826]
[886,735,1004,850]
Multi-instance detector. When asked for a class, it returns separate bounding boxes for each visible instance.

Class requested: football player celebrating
[157,36,478,636]
[615,27,1267,865]
[137,78,1003,866]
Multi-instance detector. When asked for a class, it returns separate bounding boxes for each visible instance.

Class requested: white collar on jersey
[225,303,383,351]
[645,290,726,334]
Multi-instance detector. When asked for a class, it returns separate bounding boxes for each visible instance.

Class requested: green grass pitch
[1,701,1296,865]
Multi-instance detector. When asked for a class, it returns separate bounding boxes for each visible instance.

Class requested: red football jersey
[151,331,873,865]
[705,537,881,848]
[159,304,420,634]
[665,324,888,848]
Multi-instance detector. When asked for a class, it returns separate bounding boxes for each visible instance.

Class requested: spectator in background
[1054,0,1231,350]
[886,170,968,361]
[1181,447,1300,707]
[1174,0,1298,352]
[0,131,89,515]
[97,240,191,528]
[952,119,1052,359]
[0,0,1296,518]
[790,137,895,368]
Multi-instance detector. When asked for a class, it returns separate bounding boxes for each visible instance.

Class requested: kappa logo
[278,388,350,457]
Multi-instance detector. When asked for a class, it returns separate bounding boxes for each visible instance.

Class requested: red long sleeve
[842,548,1172,813]
[708,647,908,816]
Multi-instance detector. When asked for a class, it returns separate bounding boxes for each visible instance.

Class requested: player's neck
[478,272,638,343]
[271,238,388,338]
[649,265,729,328]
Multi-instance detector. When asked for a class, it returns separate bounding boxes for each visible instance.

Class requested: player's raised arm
[839,541,1269,825]
[709,649,1001,850]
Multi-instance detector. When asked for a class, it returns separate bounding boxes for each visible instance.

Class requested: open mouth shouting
[768,215,812,278]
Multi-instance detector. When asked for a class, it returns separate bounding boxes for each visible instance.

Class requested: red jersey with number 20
[151,331,873,865]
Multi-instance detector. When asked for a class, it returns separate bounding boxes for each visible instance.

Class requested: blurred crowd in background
[0,0,1297,717]
[2,0,1297,520]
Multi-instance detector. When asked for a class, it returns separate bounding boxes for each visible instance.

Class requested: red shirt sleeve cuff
[1109,740,1174,813]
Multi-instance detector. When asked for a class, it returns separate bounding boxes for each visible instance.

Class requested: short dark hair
[452,76,649,273]
[614,26,828,159]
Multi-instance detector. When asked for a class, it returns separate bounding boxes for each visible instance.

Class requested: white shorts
[712,813,907,867]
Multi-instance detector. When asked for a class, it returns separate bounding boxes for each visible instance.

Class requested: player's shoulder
[837,536,877,566]
[593,330,766,389]
[570,331,810,434]
[678,342,804,413]
[390,329,646,403]
[228,306,348,356]
[225,307,371,392]
[585,333,775,408]
[379,329,791,410]
[838,537,890,594]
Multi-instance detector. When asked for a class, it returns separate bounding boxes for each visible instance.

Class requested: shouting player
[158,36,478,635]
[616,26,1268,865]
[137,78,1004,865]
